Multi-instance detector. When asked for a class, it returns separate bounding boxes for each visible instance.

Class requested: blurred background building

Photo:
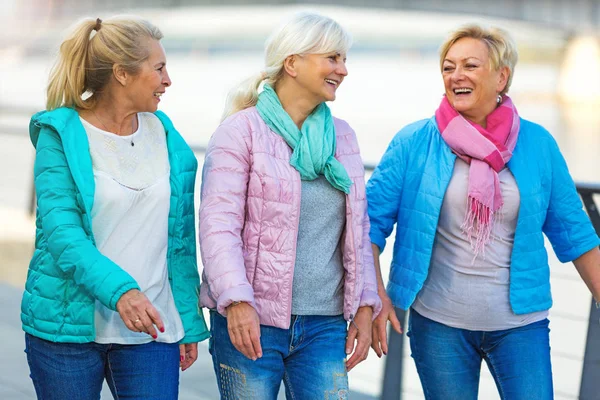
[1,1,599,399]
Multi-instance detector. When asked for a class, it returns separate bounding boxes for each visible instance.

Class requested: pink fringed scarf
[435,95,520,256]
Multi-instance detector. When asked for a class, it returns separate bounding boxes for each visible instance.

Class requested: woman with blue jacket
[367,24,600,399]
[22,16,208,399]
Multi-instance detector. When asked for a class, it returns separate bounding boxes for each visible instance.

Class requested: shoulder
[386,116,439,154]
[30,107,80,147]
[218,107,264,138]
[517,118,560,152]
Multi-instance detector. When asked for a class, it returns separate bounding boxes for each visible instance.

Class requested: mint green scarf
[256,84,352,194]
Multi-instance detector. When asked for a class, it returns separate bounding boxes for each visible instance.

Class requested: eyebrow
[154,61,166,68]
[443,57,482,64]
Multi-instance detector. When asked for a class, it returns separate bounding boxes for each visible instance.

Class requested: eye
[328,55,337,61]
[466,64,477,69]
[443,66,454,72]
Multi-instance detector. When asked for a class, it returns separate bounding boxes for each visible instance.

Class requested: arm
[365,134,406,356]
[198,120,261,360]
[573,248,600,302]
[541,135,600,283]
[370,244,402,357]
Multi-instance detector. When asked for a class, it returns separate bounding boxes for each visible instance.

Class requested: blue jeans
[209,311,349,399]
[25,333,180,400]
[407,309,553,400]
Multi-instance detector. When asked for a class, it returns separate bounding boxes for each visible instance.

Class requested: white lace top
[81,112,185,344]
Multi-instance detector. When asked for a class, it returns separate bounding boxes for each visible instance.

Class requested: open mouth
[325,78,339,88]
[453,87,473,95]
[153,92,164,99]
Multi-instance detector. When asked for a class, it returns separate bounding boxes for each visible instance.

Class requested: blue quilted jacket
[21,107,209,344]
[367,116,599,314]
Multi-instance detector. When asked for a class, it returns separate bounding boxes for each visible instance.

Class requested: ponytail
[221,71,266,121]
[46,19,97,110]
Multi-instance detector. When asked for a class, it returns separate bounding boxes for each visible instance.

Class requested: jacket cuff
[369,232,387,253]
[107,282,141,311]
[360,289,382,320]
[216,285,256,316]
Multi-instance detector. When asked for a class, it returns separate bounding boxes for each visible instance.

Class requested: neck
[461,99,500,129]
[274,78,320,129]
[82,86,137,136]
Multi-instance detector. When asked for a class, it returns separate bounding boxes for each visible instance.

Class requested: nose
[336,60,348,77]
[451,66,464,81]
[163,68,172,87]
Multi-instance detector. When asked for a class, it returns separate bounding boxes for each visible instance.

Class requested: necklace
[91,109,137,147]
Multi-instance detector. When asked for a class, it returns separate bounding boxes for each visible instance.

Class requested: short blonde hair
[221,12,352,121]
[46,15,163,111]
[439,24,518,95]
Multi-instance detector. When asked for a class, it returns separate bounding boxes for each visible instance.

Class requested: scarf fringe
[461,196,494,259]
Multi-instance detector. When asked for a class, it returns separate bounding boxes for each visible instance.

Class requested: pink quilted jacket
[198,107,382,329]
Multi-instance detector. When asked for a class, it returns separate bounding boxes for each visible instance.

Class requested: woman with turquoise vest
[198,12,381,399]
[367,24,600,398]
[22,16,209,399]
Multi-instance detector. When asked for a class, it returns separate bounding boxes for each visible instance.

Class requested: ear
[496,65,510,94]
[283,55,298,78]
[113,64,129,87]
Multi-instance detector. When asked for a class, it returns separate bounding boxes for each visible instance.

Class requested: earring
[497,94,502,104]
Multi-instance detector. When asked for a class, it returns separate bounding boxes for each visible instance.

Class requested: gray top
[291,176,346,315]
[412,159,548,331]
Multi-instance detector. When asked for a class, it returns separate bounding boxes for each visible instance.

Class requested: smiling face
[293,52,348,105]
[126,39,171,113]
[442,37,509,126]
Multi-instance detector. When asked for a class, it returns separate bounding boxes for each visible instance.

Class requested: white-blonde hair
[221,12,352,121]
[439,24,518,95]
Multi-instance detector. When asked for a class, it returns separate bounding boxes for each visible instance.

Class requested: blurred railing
[2,106,599,399]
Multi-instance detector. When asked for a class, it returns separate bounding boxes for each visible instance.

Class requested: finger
[346,338,369,372]
[123,318,137,333]
[345,325,357,355]
[183,344,199,371]
[145,305,165,333]
[378,319,389,355]
[389,310,403,334]
[228,330,245,358]
[139,315,157,339]
[249,323,262,359]
[371,326,382,357]
[179,344,186,367]
[241,329,257,360]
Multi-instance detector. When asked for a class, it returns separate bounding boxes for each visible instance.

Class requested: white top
[81,113,185,344]
[412,158,548,331]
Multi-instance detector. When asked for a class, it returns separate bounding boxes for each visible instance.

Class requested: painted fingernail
[180,356,184,362]
[160,327,165,333]
[152,334,157,339]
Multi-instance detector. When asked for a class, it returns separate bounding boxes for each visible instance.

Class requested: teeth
[454,88,472,94]
[154,93,163,97]
[325,79,338,86]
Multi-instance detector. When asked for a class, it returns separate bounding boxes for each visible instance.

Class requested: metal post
[578,190,600,400]
[380,308,408,400]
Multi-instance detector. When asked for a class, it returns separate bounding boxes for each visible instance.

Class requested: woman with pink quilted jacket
[198,12,382,399]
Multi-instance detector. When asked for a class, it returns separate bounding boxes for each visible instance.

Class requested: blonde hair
[221,12,352,121]
[439,24,518,95]
[46,16,163,111]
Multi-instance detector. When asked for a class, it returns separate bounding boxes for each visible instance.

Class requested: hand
[345,306,373,372]
[179,343,198,371]
[116,289,164,339]
[226,302,262,360]
[371,291,402,358]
